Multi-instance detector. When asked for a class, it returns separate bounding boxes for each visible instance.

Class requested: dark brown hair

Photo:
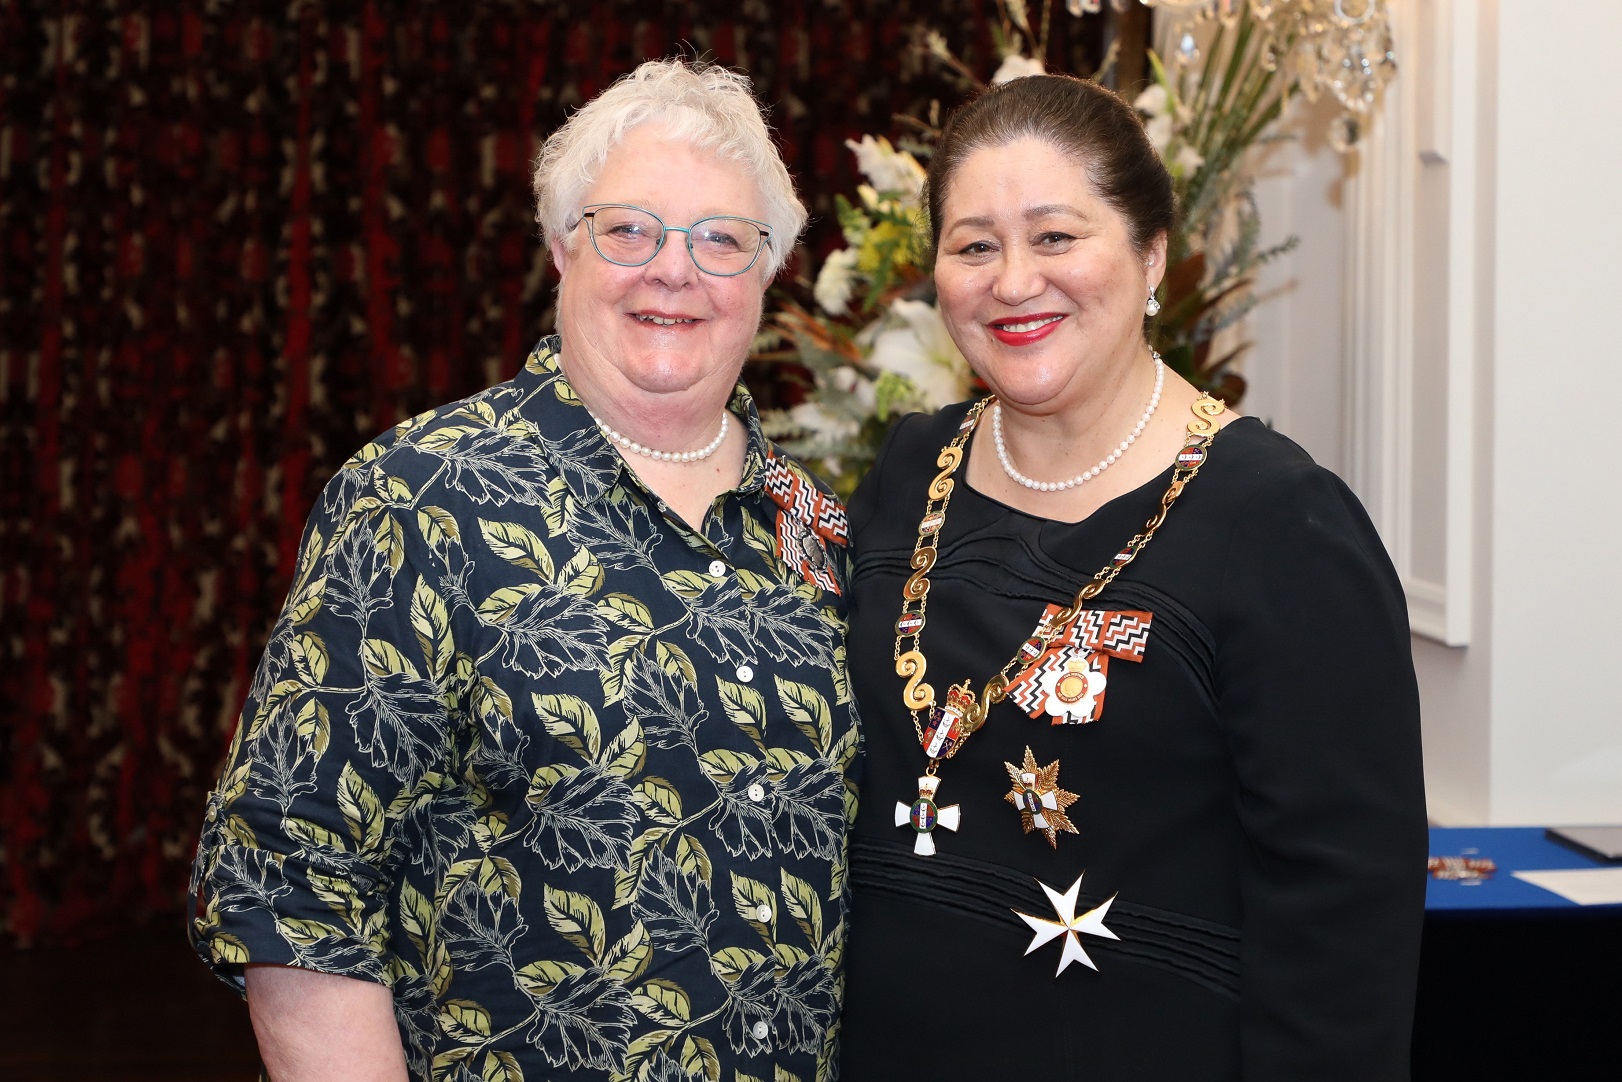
[926,74,1175,257]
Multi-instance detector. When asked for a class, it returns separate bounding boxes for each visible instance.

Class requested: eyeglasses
[576,203,772,277]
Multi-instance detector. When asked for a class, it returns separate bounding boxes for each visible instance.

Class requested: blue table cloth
[1427,826,1622,911]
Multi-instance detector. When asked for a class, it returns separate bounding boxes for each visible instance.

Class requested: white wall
[1250,0,1622,824]
[1244,94,1351,475]
[1484,0,1622,822]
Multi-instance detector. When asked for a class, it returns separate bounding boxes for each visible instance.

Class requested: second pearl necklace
[994,350,1165,492]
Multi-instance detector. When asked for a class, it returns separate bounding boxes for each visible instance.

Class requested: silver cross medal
[895,774,960,856]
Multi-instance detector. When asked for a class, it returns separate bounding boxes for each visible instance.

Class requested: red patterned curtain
[0,0,1115,946]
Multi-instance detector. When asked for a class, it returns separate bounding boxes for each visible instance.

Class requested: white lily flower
[813,248,861,316]
[1174,144,1206,173]
[1145,114,1174,155]
[829,364,878,411]
[789,401,860,442]
[991,54,1046,85]
[865,300,974,412]
[1133,84,1169,117]
[845,135,927,203]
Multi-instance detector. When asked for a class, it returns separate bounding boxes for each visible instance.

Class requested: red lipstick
[988,313,1065,346]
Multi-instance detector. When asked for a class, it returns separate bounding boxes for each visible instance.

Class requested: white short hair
[532,59,808,279]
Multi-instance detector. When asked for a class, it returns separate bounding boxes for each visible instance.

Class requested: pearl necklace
[993,351,1165,492]
[592,410,730,463]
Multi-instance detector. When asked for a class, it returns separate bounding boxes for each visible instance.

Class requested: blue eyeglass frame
[576,203,773,277]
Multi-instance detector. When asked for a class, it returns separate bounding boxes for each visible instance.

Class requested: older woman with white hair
[189,60,859,1082]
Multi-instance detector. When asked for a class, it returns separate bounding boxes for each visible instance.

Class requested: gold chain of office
[891,393,1228,765]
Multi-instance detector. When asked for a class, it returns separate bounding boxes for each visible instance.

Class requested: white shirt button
[746,782,766,803]
[735,664,754,682]
[751,1020,770,1041]
[708,559,728,577]
[755,903,773,923]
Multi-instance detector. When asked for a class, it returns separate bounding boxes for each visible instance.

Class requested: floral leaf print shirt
[190,338,863,1082]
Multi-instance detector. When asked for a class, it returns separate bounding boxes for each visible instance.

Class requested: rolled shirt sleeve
[191,457,453,992]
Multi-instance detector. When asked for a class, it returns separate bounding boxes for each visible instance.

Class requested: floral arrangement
[754,0,1395,495]
[752,133,972,497]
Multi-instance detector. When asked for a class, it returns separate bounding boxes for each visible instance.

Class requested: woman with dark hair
[839,74,1425,1080]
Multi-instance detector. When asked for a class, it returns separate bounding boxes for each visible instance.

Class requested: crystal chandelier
[1068,0,1397,151]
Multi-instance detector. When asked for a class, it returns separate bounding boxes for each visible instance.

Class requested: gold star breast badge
[1002,746,1078,847]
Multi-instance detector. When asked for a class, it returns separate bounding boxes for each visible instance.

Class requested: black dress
[839,404,1426,1081]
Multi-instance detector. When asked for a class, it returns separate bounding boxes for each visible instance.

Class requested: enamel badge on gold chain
[895,774,961,856]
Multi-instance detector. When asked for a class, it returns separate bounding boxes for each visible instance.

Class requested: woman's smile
[630,310,703,327]
[626,311,703,332]
[987,312,1067,345]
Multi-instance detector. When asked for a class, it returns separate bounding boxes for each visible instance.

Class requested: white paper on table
[1511,867,1622,906]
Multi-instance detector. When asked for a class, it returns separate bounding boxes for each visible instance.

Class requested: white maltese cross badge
[1012,873,1120,976]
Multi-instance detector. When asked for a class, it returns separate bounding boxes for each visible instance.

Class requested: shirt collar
[515,335,771,504]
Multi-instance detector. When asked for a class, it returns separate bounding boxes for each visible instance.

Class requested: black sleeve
[1214,464,1427,1080]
